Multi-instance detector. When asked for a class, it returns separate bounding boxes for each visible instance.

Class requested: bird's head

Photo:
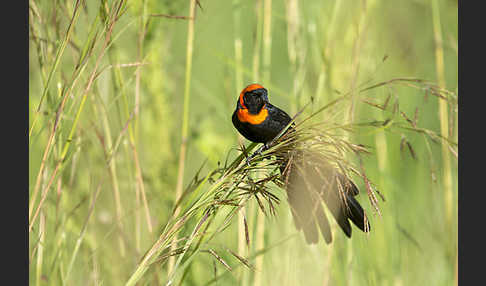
[238,84,268,115]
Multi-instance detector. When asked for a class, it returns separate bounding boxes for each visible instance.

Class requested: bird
[232,83,370,244]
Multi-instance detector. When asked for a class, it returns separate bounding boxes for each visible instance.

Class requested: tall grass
[430,0,457,283]
[29,1,457,285]
[231,0,248,285]
[168,0,198,275]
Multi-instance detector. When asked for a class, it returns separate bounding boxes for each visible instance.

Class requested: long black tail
[280,150,370,244]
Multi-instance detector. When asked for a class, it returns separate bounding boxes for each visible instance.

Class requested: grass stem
[168,0,198,275]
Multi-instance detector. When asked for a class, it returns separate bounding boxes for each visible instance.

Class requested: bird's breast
[236,106,268,125]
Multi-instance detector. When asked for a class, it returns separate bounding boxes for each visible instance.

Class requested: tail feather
[282,150,370,244]
[321,186,352,238]
[314,202,332,244]
[336,172,370,232]
[285,161,320,244]
[346,193,370,232]
[302,221,319,244]
[287,193,320,244]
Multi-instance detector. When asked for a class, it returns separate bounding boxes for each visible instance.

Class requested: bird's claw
[245,143,270,166]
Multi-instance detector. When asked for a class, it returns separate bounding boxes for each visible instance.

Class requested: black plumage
[232,101,292,144]
[232,84,370,244]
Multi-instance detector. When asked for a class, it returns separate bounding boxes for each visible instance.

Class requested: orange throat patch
[237,106,268,125]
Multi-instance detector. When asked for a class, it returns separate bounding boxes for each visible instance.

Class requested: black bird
[232,84,370,244]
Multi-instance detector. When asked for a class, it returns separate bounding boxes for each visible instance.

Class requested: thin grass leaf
[226,248,255,270]
[206,249,232,272]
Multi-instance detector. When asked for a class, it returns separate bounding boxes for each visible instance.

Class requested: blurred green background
[29,0,457,285]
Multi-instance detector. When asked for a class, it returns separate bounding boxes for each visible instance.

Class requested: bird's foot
[246,143,270,166]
